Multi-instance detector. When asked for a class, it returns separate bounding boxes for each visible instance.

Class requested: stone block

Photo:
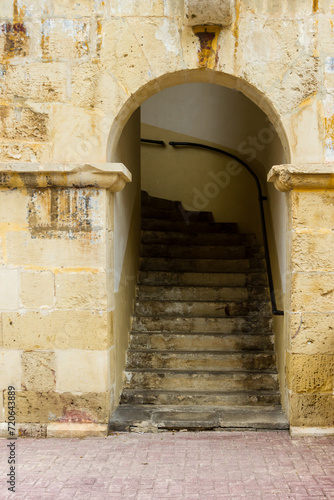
[127,18,182,78]
[184,0,232,25]
[56,272,107,310]
[110,0,164,16]
[47,422,108,438]
[287,353,334,393]
[18,423,47,438]
[0,391,4,421]
[0,188,29,226]
[0,269,19,310]
[3,310,113,350]
[282,98,324,163]
[21,351,56,391]
[26,188,105,238]
[71,61,128,114]
[0,143,52,163]
[99,19,151,94]
[291,232,334,271]
[4,62,68,102]
[291,273,334,312]
[56,350,109,392]
[20,271,55,309]
[3,390,110,423]
[49,104,109,163]
[0,105,49,142]
[39,19,90,61]
[291,190,334,230]
[289,313,334,354]
[0,350,21,390]
[51,0,108,17]
[289,393,334,427]
[6,231,106,269]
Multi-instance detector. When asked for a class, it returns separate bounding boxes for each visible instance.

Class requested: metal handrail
[141,139,165,146]
[168,141,283,316]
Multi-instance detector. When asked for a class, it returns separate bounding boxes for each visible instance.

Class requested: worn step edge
[125,368,278,375]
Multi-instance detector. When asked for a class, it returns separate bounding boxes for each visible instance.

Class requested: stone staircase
[109,191,288,432]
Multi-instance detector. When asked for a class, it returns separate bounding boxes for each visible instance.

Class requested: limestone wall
[0,164,130,437]
[0,0,333,434]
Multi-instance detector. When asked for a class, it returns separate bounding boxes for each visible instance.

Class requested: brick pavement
[0,431,333,499]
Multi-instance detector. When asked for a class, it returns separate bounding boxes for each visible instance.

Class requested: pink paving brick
[0,431,333,499]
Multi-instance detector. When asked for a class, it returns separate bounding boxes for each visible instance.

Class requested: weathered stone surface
[291,273,334,312]
[2,311,112,350]
[18,423,47,438]
[0,188,29,225]
[4,62,68,102]
[20,271,55,309]
[0,350,21,390]
[39,19,90,61]
[127,17,182,78]
[47,422,108,438]
[0,269,19,310]
[291,190,334,230]
[287,353,334,394]
[289,393,334,427]
[0,105,49,142]
[56,272,107,310]
[0,392,4,421]
[184,0,232,26]
[3,390,110,423]
[98,19,151,94]
[110,0,165,16]
[292,232,334,271]
[21,351,56,391]
[6,231,106,268]
[71,61,128,114]
[289,313,334,354]
[56,350,109,392]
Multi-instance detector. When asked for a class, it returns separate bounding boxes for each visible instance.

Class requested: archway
[108,70,292,430]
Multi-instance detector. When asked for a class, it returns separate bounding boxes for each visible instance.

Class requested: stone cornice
[0,163,131,191]
[268,164,334,192]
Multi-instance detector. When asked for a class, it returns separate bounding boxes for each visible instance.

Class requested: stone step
[127,350,276,372]
[120,390,282,407]
[141,244,247,259]
[109,405,289,431]
[134,300,271,317]
[141,230,249,246]
[140,257,265,273]
[130,332,274,351]
[142,205,214,222]
[141,191,181,210]
[137,285,267,302]
[123,370,279,392]
[138,271,268,287]
[132,316,271,334]
[141,219,238,233]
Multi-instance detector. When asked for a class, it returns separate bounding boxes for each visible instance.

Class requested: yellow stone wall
[269,165,334,434]
[288,188,334,428]
[0,0,333,435]
[0,165,130,437]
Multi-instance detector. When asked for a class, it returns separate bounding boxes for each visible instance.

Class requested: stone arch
[107,68,292,163]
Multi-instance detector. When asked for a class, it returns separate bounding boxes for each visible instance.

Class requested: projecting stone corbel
[184,0,233,26]
[268,164,334,191]
[0,163,132,191]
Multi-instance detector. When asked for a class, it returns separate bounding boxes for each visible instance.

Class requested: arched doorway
[108,70,291,431]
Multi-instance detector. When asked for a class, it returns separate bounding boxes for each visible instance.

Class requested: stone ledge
[268,164,334,192]
[0,422,108,438]
[47,422,108,438]
[290,426,334,438]
[0,163,131,191]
